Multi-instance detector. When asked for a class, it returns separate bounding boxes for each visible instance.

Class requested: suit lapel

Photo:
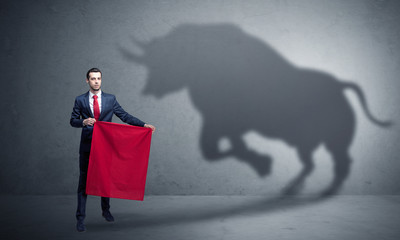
[83,91,94,118]
[99,92,107,120]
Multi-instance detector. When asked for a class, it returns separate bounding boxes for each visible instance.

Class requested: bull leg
[321,148,351,196]
[200,123,271,176]
[282,148,314,195]
[200,126,271,176]
[229,137,272,177]
[200,127,231,160]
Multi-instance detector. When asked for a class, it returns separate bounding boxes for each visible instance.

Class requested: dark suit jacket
[70,91,145,153]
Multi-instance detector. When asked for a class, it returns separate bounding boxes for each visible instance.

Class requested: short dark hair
[86,68,102,79]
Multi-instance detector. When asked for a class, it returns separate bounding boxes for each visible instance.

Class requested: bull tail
[343,82,392,127]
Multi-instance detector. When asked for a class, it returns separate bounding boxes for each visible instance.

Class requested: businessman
[70,68,155,232]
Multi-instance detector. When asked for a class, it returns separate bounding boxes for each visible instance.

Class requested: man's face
[86,72,102,92]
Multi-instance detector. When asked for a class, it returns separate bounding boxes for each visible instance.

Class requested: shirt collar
[89,89,102,99]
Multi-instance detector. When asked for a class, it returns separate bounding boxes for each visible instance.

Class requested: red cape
[86,121,152,201]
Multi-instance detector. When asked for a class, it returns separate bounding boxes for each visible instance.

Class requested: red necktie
[93,95,100,120]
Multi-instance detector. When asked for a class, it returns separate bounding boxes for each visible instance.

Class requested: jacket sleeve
[70,98,84,128]
[113,96,145,127]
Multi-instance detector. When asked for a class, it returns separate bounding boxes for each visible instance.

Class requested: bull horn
[123,50,144,63]
[119,45,145,64]
[131,37,147,49]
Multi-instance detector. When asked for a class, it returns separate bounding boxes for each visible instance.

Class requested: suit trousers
[76,151,110,221]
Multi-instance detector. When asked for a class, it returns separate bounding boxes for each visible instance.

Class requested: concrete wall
[1,0,399,195]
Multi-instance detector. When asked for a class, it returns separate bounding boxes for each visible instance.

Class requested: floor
[1,195,399,240]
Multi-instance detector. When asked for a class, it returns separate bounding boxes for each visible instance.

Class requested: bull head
[121,34,189,98]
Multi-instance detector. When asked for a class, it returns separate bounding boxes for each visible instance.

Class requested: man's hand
[83,118,96,126]
[144,124,156,133]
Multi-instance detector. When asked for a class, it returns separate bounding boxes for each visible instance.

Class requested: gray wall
[1,0,399,195]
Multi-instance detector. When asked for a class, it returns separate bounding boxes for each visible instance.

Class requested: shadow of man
[121,23,391,196]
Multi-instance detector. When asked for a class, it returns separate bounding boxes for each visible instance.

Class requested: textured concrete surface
[1,195,399,240]
[1,1,400,196]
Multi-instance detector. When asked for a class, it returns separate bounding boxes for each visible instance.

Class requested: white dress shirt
[89,90,102,116]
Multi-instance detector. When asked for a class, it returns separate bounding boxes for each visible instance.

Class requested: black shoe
[76,220,86,232]
[102,211,115,222]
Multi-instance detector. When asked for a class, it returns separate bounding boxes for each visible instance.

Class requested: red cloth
[86,121,152,201]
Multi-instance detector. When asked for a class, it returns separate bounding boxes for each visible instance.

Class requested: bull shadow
[121,23,390,196]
